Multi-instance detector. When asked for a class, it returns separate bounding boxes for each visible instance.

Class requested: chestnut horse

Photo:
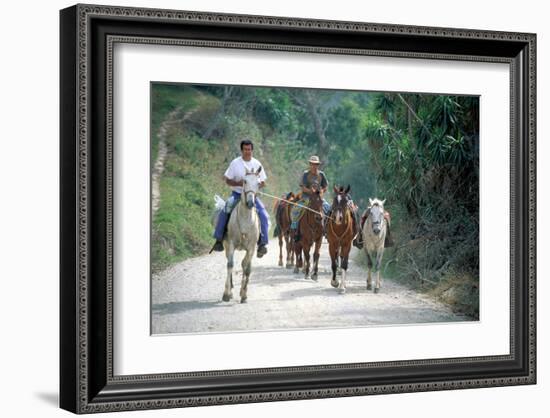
[274,192,296,268]
[327,185,355,293]
[294,188,324,281]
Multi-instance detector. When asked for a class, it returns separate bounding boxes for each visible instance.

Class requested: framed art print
[60,3,536,414]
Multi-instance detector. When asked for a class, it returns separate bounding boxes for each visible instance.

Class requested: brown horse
[294,188,324,281]
[274,192,296,268]
[327,185,355,293]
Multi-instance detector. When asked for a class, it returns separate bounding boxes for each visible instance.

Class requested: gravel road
[152,240,469,335]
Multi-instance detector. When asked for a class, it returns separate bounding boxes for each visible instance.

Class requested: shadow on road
[152,299,229,315]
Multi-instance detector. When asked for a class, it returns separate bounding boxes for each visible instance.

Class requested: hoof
[278,260,283,267]
[331,279,339,288]
[338,287,346,294]
[240,297,248,304]
[293,267,299,274]
[304,274,309,280]
[311,274,318,282]
[367,284,372,291]
[374,287,379,294]
[222,293,232,302]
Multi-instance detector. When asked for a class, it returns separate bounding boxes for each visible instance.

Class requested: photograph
[150,82,480,335]
[55,2,538,414]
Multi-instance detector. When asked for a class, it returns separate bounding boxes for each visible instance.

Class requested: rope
[257,190,331,219]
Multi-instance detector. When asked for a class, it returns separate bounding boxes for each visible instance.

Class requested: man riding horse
[290,155,363,246]
[289,156,331,242]
[211,139,269,257]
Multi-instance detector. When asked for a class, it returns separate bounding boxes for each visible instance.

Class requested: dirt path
[152,106,200,215]
[152,239,469,334]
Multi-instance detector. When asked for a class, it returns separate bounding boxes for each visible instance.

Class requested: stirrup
[257,244,267,258]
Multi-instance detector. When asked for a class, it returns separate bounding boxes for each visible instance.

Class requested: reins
[258,190,334,220]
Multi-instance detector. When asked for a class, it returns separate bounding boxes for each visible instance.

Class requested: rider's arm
[300,171,311,194]
[320,172,328,195]
[224,176,243,187]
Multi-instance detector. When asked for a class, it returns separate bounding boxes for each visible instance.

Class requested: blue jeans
[213,191,269,246]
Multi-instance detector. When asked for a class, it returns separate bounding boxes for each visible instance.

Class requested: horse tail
[272,197,280,214]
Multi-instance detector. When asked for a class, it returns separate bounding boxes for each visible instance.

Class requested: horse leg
[336,247,342,276]
[311,238,322,281]
[303,244,311,280]
[289,233,295,266]
[293,240,302,274]
[365,251,373,291]
[240,247,253,303]
[330,243,339,288]
[338,244,351,294]
[222,244,234,302]
[374,248,385,294]
[284,233,292,268]
[278,234,284,267]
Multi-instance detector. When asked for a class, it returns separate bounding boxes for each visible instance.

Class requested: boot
[209,240,224,253]
[257,244,268,258]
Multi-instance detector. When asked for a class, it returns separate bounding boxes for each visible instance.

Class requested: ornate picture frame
[60,3,536,414]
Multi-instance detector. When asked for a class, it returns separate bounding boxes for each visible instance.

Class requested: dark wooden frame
[60,3,536,414]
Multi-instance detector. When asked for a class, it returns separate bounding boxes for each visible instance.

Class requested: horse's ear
[345,184,351,194]
[369,198,374,206]
[381,199,386,206]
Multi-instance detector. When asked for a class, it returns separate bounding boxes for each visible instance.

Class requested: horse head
[332,185,351,225]
[309,182,324,222]
[368,197,386,235]
[243,167,261,209]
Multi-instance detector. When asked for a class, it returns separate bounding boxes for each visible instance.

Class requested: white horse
[362,198,388,293]
[222,167,262,303]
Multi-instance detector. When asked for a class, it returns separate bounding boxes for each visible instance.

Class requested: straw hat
[308,155,321,164]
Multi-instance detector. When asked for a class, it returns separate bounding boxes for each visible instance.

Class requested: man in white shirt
[212,139,269,257]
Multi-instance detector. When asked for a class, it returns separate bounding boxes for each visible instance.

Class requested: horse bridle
[368,204,385,232]
[329,193,353,243]
[242,174,259,208]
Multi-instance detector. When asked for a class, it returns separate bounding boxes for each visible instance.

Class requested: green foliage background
[151,83,479,318]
